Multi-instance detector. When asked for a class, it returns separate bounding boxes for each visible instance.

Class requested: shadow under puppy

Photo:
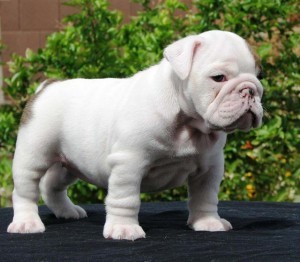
[8,30,264,240]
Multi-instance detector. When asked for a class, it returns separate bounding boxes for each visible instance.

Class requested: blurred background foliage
[0,0,299,207]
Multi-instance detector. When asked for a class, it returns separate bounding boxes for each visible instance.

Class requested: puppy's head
[164,30,264,133]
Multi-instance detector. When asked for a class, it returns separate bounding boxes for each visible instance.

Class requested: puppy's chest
[141,126,220,192]
[141,156,197,192]
[173,126,199,157]
[172,124,221,157]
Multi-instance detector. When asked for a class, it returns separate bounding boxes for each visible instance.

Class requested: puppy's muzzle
[205,78,263,132]
[228,83,262,131]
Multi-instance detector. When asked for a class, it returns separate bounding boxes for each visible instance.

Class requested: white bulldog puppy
[7,30,263,240]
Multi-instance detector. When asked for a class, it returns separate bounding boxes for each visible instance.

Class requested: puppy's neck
[175,111,213,135]
[189,118,212,134]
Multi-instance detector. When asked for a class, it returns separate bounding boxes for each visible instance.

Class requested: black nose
[239,87,255,98]
[249,88,254,97]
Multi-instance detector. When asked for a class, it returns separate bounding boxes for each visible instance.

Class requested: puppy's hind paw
[54,204,87,220]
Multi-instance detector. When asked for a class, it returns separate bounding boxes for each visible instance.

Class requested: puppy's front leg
[104,152,147,241]
[187,153,232,232]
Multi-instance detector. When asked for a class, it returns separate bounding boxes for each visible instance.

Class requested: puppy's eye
[211,75,227,82]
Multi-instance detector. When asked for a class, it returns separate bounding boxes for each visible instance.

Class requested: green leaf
[257,43,272,59]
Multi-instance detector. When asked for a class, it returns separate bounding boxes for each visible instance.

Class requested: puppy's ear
[163,35,201,80]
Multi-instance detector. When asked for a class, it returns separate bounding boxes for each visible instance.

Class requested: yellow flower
[246,184,254,191]
[246,184,256,199]
[281,158,287,163]
[285,171,291,177]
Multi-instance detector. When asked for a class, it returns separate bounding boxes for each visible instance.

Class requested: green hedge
[0,0,299,207]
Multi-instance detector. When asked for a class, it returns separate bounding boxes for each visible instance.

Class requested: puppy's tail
[36,79,60,94]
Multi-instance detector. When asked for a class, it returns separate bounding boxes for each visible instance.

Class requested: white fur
[8,30,263,240]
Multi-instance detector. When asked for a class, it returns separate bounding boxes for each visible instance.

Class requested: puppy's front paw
[189,216,232,232]
[7,217,45,234]
[103,223,146,241]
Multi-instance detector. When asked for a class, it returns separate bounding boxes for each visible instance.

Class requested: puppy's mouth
[226,110,258,132]
[208,110,259,133]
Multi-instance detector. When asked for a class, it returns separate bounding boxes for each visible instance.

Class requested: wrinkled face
[202,71,263,133]
[164,30,264,133]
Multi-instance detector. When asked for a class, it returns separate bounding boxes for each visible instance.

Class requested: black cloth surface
[0,201,299,261]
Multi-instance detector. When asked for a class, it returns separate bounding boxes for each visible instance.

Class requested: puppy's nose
[239,87,255,98]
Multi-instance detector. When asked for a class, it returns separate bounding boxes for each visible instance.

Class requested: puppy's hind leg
[7,144,49,233]
[40,163,87,220]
